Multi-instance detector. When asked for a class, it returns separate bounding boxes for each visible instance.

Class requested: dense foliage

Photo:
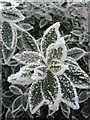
[0,1,90,120]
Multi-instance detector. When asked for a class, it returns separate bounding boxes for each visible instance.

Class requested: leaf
[13,51,40,65]
[67,47,86,61]
[18,23,34,31]
[39,18,47,28]
[9,85,23,95]
[12,96,22,113]
[22,32,39,52]
[28,71,61,114]
[28,80,44,114]
[41,71,61,113]
[2,22,17,64]
[2,6,25,23]
[2,96,12,108]
[58,74,79,110]
[79,91,88,103]
[46,39,67,75]
[60,103,70,119]
[41,22,61,56]
[81,105,90,118]
[5,108,14,120]
[21,94,28,111]
[65,57,90,89]
[8,62,44,85]
[4,91,13,97]
[70,30,81,36]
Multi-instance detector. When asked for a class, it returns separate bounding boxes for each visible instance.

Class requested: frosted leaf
[8,63,46,85]
[2,24,17,64]
[46,39,67,75]
[65,58,90,89]
[39,18,47,28]
[41,71,61,113]
[22,32,39,52]
[5,108,14,119]
[70,30,81,37]
[28,71,61,114]
[12,96,22,113]
[1,22,15,49]
[28,80,44,114]
[67,47,86,61]
[58,74,79,110]
[41,22,61,56]
[78,91,88,103]
[60,103,70,118]
[13,51,40,65]
[2,6,25,23]
[18,23,34,31]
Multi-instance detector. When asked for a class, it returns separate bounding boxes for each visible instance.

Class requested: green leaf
[58,74,79,110]
[46,39,67,75]
[13,51,40,65]
[2,22,17,64]
[21,94,28,111]
[9,85,23,95]
[81,105,90,118]
[12,96,22,113]
[65,57,90,89]
[39,18,47,28]
[60,103,70,118]
[5,108,14,120]
[70,30,81,36]
[28,71,61,114]
[2,6,25,23]
[41,71,61,113]
[28,80,44,114]
[2,96,12,108]
[8,63,45,85]
[4,91,13,97]
[22,32,39,52]
[41,22,61,56]
[18,23,33,31]
[79,91,88,103]
[67,47,86,61]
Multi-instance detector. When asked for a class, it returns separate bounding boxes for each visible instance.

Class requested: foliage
[1,1,90,120]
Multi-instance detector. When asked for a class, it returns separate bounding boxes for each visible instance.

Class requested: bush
[1,1,90,120]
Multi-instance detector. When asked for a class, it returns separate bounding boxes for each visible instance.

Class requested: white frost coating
[67,47,86,61]
[46,37,67,63]
[12,96,22,113]
[48,75,62,115]
[61,74,79,110]
[2,27,17,64]
[43,22,60,37]
[22,32,40,52]
[12,51,40,65]
[8,65,36,85]
[41,22,61,54]
[2,6,25,23]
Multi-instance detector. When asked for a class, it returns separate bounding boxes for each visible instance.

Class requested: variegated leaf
[58,74,79,110]
[12,51,41,65]
[2,6,25,23]
[28,71,61,114]
[2,22,17,64]
[41,22,61,56]
[22,32,39,52]
[46,39,67,75]
[65,57,90,89]
[67,47,86,61]
[8,63,46,85]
